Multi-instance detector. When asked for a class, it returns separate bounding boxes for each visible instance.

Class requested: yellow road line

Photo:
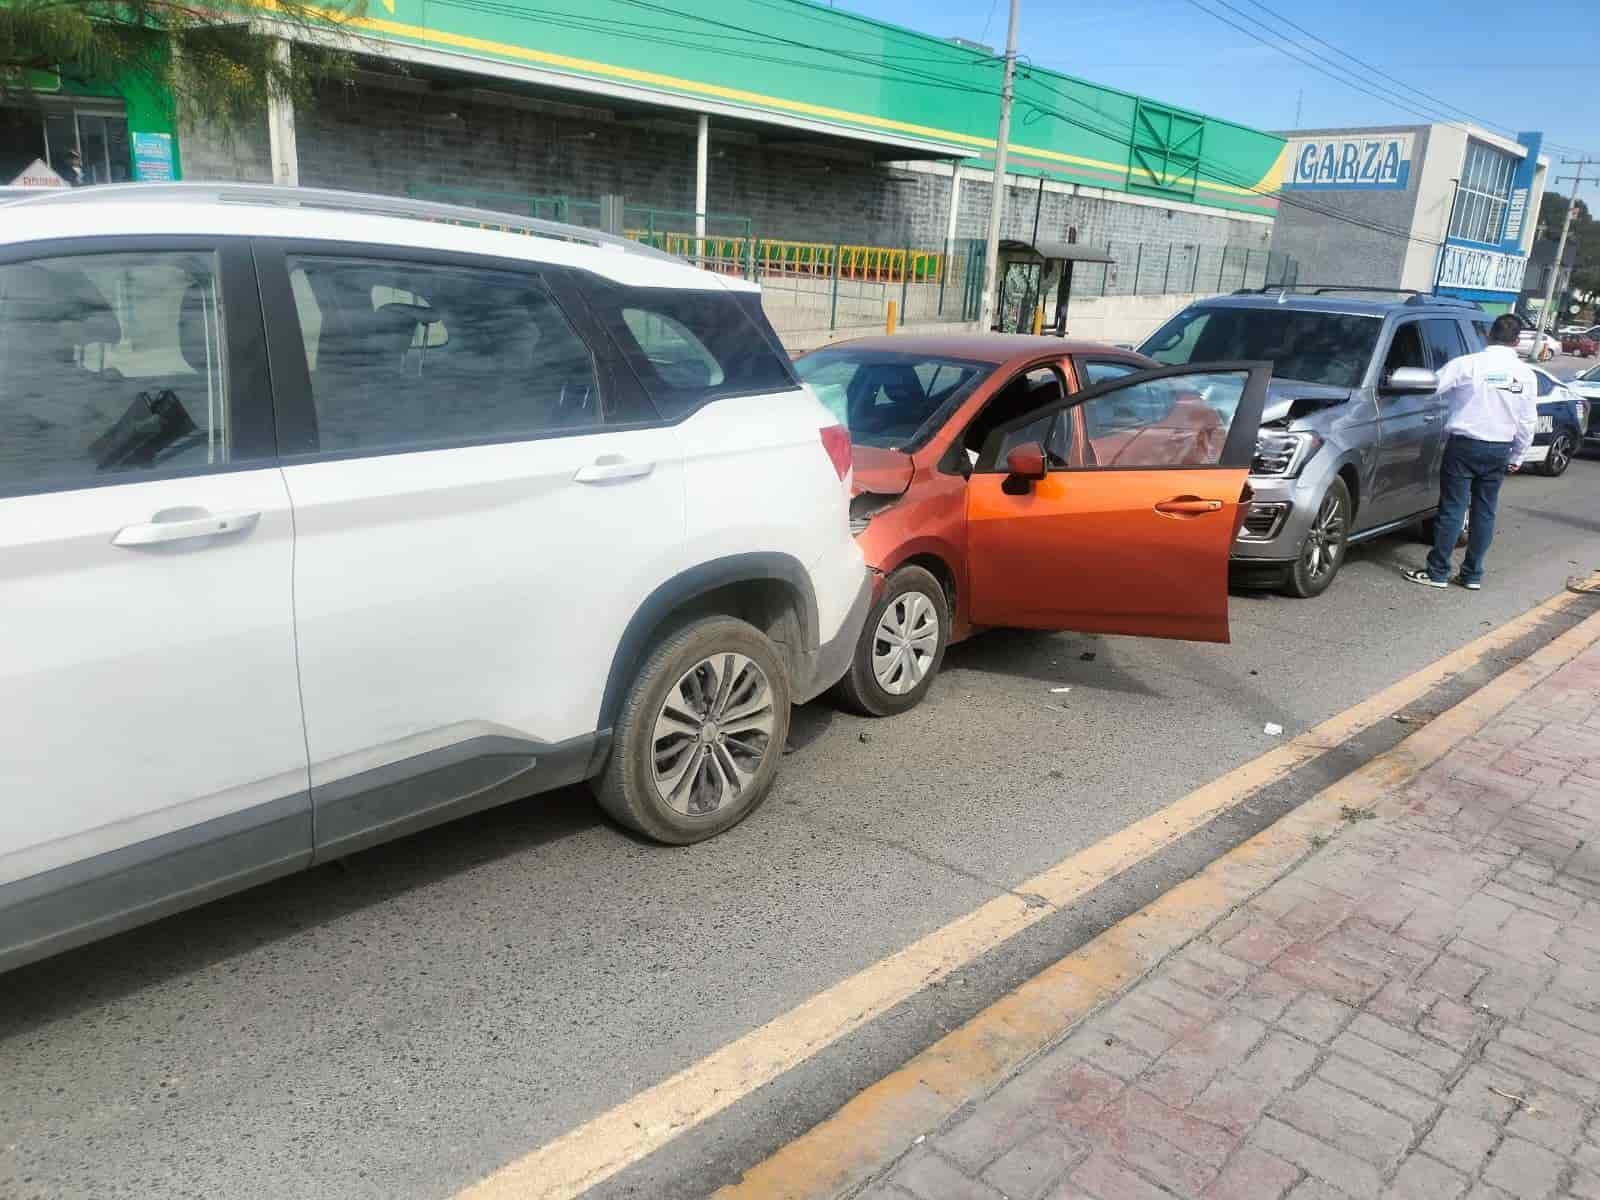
[455,581,1597,1200]
[720,594,1600,1200]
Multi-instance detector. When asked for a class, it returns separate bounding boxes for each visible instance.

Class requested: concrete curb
[713,588,1600,1200]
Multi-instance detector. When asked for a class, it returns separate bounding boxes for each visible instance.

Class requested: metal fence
[1076,243,1299,298]
[406,185,754,240]
[401,184,1298,337]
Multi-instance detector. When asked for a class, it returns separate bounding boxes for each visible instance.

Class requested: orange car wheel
[833,565,950,717]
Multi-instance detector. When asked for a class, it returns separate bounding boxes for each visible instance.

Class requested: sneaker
[1453,575,1482,591]
[1404,568,1448,588]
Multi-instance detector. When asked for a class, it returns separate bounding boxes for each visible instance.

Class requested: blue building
[1269,122,1548,316]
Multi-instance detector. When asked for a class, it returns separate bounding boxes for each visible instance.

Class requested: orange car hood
[850,445,915,497]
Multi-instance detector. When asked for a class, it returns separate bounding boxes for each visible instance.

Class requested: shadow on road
[786,699,839,752]
[941,628,1162,697]
[1,785,603,1037]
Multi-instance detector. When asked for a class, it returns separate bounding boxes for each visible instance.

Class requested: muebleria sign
[1283,133,1413,191]
[1437,243,1528,293]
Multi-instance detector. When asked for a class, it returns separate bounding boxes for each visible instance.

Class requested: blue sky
[834,0,1600,206]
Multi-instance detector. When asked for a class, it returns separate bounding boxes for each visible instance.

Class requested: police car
[1523,366,1588,477]
[1568,362,1600,446]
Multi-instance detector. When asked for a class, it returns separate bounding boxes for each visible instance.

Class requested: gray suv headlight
[1252,429,1322,477]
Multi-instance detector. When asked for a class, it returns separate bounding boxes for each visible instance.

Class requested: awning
[999,239,1116,263]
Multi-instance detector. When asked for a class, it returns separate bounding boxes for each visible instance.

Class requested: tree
[0,0,362,134]
[1536,192,1600,303]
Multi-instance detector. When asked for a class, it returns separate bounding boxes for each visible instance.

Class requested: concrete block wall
[1060,291,1201,347]
[948,172,1271,256]
[178,108,272,183]
[178,65,1275,262]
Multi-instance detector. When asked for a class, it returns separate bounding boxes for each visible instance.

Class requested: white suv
[0,185,870,971]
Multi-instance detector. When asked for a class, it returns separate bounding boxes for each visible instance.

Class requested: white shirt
[1434,344,1540,466]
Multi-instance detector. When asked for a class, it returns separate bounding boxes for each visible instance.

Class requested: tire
[833,565,950,717]
[1541,433,1575,477]
[1282,477,1351,599]
[593,616,790,845]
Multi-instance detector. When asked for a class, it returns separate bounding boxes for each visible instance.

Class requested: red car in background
[792,335,1269,715]
[1562,332,1597,357]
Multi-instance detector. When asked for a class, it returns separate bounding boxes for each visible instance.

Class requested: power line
[422,0,1005,98]
[326,3,1494,256]
[1234,0,1596,158]
[972,0,998,47]
[1007,75,1405,233]
[1237,0,1519,136]
[1184,0,1595,159]
[1181,0,1500,134]
[1000,78,1457,252]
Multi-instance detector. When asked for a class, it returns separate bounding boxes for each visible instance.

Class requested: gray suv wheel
[1284,478,1350,598]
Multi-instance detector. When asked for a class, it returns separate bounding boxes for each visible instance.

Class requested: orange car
[792,335,1269,715]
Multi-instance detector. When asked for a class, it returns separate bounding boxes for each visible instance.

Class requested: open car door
[965,361,1269,642]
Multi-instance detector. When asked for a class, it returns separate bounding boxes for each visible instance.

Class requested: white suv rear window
[584,283,794,418]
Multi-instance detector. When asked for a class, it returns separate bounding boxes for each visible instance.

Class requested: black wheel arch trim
[597,554,820,732]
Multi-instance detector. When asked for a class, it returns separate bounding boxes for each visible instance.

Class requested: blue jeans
[1426,435,1512,584]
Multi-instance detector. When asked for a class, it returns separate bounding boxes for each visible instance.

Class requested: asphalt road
[5,450,1600,1200]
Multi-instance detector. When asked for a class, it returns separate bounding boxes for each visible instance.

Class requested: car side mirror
[1383,366,1438,395]
[1003,442,1048,491]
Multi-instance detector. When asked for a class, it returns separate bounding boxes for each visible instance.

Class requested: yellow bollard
[886,300,898,335]
[1032,305,1044,335]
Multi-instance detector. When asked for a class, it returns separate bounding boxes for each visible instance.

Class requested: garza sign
[1284,134,1412,191]
[1437,244,1527,293]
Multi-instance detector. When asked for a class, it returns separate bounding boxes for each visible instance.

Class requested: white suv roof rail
[7,182,685,263]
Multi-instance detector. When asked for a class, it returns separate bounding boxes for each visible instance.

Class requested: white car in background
[0,184,872,971]
[1518,327,1561,361]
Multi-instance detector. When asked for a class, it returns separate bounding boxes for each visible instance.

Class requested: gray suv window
[1421,319,1468,369]
[1383,322,1427,376]
[1144,307,1381,389]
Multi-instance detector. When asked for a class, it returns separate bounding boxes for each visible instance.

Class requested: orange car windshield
[794,350,995,449]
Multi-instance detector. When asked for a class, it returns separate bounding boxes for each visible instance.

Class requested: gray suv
[1139,288,1487,597]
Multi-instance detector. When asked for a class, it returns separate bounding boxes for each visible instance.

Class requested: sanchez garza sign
[1436,244,1528,293]
[1284,134,1413,191]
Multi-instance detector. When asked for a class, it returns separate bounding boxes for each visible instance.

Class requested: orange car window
[965,364,1066,456]
[1078,372,1246,468]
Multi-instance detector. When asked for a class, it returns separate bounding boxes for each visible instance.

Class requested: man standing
[1406,313,1538,591]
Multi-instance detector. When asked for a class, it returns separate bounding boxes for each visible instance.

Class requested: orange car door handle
[1154,497,1223,516]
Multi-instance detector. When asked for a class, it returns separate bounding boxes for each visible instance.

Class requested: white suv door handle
[573,457,654,484]
[113,510,261,547]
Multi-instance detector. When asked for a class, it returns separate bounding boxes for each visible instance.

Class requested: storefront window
[1449,140,1518,246]
[2,103,131,185]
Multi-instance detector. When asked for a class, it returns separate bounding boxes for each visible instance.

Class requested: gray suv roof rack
[5,182,684,264]
[1230,283,1483,310]
[1233,284,1422,297]
[1403,294,1483,310]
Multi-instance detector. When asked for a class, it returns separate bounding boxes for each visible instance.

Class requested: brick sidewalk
[863,644,1600,1200]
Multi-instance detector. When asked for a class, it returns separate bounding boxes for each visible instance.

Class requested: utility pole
[1293,89,1303,129]
[978,0,1019,332]
[1530,158,1595,358]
